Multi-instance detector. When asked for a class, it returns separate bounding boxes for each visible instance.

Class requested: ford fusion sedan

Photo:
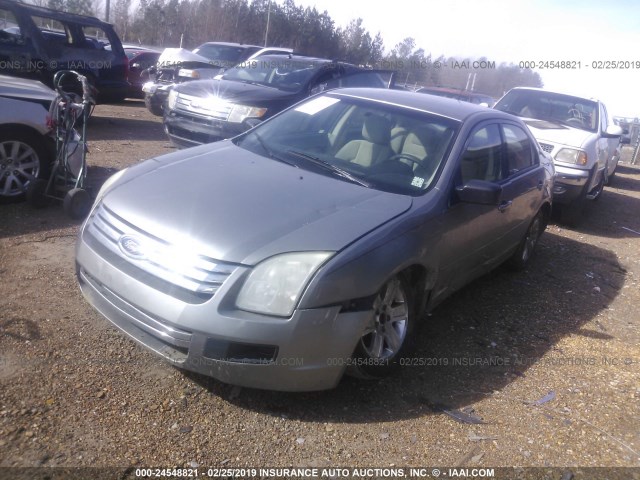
[76,88,554,391]
[494,87,622,224]
[163,54,394,147]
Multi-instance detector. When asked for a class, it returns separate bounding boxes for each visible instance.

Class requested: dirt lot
[0,102,639,478]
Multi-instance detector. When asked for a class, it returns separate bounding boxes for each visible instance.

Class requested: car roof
[506,86,600,103]
[123,45,160,52]
[197,42,263,49]
[327,88,512,122]
[0,0,112,27]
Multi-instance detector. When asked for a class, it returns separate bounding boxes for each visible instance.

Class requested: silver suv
[494,87,622,224]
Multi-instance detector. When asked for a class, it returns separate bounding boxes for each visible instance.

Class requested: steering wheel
[565,117,583,127]
[388,153,423,168]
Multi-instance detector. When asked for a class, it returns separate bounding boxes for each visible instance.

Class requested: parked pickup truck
[494,87,624,224]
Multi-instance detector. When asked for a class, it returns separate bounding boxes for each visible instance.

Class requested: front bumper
[76,230,370,391]
[552,165,591,205]
[143,83,171,106]
[163,109,246,148]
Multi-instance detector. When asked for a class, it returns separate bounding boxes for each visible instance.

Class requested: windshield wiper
[287,150,370,187]
[250,132,298,167]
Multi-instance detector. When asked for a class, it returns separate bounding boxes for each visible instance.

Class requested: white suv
[495,87,622,224]
[0,75,56,198]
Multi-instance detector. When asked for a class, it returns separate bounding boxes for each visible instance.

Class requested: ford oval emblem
[118,235,146,260]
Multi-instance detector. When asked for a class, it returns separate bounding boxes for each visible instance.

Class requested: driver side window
[460,124,503,184]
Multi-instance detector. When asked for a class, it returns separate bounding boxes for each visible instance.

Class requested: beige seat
[336,115,392,167]
[399,124,452,182]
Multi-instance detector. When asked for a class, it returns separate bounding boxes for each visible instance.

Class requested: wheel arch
[397,263,432,320]
[0,124,55,160]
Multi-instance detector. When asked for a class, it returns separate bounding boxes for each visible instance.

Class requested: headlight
[167,89,178,110]
[228,104,267,123]
[236,252,333,317]
[555,148,587,166]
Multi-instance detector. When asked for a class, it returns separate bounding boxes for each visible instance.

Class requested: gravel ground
[0,102,639,478]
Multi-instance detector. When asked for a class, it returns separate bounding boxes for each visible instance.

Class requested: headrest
[362,115,391,145]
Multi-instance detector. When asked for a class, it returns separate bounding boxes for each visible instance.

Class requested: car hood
[522,118,594,149]
[0,75,56,102]
[174,78,299,105]
[157,48,212,66]
[102,141,412,265]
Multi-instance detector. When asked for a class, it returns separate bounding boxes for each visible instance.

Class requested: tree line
[33,0,542,98]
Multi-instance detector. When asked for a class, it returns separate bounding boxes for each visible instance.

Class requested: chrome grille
[174,92,232,121]
[539,142,554,153]
[85,203,236,300]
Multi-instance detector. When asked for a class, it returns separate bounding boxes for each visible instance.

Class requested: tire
[607,160,618,184]
[0,129,51,199]
[507,210,545,271]
[63,187,91,220]
[348,274,415,379]
[589,171,605,201]
[145,94,164,116]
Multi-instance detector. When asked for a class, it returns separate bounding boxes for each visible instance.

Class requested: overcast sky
[295,0,640,118]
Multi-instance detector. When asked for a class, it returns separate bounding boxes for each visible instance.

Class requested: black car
[143,43,292,116]
[0,0,129,102]
[163,54,395,147]
[417,86,495,107]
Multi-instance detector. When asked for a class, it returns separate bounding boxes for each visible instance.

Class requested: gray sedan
[76,88,554,391]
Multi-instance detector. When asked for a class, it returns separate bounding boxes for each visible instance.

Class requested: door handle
[498,200,512,212]
[537,180,544,190]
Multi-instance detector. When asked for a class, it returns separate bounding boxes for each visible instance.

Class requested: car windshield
[222,58,324,92]
[234,93,459,195]
[495,89,598,132]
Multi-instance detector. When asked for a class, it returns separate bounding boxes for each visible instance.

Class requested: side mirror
[604,125,623,138]
[455,179,502,205]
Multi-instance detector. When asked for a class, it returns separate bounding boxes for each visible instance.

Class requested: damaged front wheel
[348,274,414,379]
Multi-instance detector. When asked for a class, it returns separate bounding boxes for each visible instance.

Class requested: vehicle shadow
[559,189,640,239]
[106,99,146,107]
[0,166,116,239]
[186,231,625,423]
[0,200,77,239]
[610,165,640,193]
[87,113,165,142]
